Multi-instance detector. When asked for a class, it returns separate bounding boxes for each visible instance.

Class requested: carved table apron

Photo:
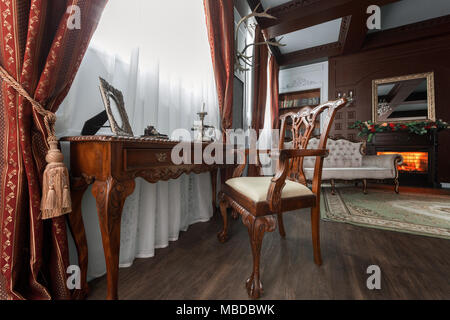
[62,136,229,300]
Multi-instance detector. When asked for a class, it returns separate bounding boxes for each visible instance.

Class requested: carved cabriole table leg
[66,175,93,300]
[92,177,135,300]
[217,192,229,243]
[210,168,218,215]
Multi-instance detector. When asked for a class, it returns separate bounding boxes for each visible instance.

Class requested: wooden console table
[62,136,231,300]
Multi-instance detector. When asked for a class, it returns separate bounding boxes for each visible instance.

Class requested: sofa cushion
[225,177,313,202]
[303,167,396,180]
[303,138,363,168]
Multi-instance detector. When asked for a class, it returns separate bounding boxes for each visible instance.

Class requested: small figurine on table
[142,125,169,139]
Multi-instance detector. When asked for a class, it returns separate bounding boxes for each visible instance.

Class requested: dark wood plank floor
[88,198,450,300]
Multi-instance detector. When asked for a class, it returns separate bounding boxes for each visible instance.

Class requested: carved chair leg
[311,206,322,266]
[243,214,276,299]
[217,196,229,243]
[362,179,368,194]
[277,213,286,238]
[331,179,336,195]
[394,178,400,194]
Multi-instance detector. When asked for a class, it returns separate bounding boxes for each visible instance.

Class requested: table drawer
[124,148,172,170]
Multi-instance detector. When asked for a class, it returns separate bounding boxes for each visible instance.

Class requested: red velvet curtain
[248,26,268,177]
[0,0,107,300]
[269,55,280,129]
[250,26,268,136]
[203,0,234,132]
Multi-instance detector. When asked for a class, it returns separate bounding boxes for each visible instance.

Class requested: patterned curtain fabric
[248,27,268,177]
[203,0,234,132]
[0,0,107,300]
[269,54,280,129]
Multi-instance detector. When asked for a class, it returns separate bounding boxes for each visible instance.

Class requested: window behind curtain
[233,76,244,129]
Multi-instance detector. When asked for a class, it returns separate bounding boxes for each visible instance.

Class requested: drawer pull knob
[156,153,167,162]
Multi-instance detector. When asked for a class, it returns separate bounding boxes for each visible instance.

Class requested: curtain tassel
[62,185,71,209]
[41,140,72,219]
[45,186,57,210]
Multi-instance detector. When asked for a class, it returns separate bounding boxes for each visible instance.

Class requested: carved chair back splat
[279,99,348,189]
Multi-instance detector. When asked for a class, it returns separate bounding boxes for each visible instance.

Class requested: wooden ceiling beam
[363,14,450,51]
[262,0,401,39]
[278,42,342,66]
[340,3,368,54]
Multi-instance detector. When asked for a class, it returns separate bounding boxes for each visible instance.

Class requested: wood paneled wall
[329,33,450,182]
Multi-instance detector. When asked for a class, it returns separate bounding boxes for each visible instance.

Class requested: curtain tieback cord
[0,65,72,220]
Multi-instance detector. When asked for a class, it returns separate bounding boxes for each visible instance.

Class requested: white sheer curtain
[57,0,219,279]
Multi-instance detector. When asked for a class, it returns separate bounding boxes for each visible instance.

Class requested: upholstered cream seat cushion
[303,167,396,180]
[225,177,313,202]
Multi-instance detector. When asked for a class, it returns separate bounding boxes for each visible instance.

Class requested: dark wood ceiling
[245,0,404,66]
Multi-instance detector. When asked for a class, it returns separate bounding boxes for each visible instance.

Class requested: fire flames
[377,152,428,173]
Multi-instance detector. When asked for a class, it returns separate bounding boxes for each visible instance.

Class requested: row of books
[280,97,320,109]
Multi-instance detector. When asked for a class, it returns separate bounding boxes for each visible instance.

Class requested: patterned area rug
[321,187,450,239]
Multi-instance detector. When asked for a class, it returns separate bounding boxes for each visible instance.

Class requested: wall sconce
[348,90,354,99]
[336,91,342,98]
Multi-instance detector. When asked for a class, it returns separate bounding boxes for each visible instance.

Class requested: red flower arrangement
[349,119,449,142]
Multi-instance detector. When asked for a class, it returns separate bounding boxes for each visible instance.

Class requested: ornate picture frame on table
[99,77,134,136]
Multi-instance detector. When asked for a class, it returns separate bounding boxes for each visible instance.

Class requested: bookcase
[279,88,321,140]
[279,88,320,116]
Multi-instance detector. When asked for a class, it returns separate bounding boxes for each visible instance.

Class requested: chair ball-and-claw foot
[217,231,228,243]
[246,275,263,299]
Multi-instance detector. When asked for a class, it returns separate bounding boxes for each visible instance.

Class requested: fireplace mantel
[366,131,440,188]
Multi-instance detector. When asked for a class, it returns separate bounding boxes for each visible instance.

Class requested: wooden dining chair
[217,98,349,299]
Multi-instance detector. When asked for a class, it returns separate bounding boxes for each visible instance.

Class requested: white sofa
[302,137,403,194]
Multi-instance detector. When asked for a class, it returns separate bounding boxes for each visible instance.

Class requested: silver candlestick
[192,112,209,142]
[191,105,214,141]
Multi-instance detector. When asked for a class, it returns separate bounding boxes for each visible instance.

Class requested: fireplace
[367,131,440,187]
[377,151,428,173]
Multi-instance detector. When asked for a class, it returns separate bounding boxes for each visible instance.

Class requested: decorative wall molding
[279,61,328,97]
[281,77,319,91]
[269,0,322,16]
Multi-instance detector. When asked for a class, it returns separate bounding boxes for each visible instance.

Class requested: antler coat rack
[235,3,285,72]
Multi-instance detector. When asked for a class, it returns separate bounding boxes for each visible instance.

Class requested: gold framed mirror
[372,72,435,124]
